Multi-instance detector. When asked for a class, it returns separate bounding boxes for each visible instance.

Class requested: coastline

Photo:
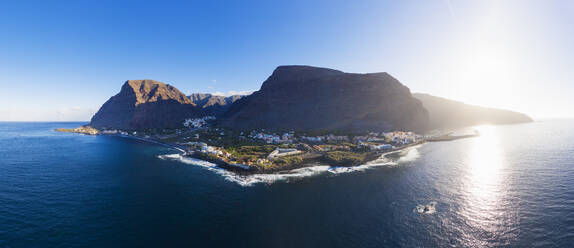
[185,140,426,175]
[55,128,424,175]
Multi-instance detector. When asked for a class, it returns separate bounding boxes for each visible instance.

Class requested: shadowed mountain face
[413,93,533,129]
[189,93,245,116]
[90,80,200,130]
[221,66,429,132]
[87,68,531,132]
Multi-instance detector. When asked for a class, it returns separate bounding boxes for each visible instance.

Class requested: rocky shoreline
[185,144,423,175]
[55,126,99,135]
[55,127,425,175]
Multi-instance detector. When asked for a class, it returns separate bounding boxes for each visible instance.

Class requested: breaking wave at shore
[158,145,422,186]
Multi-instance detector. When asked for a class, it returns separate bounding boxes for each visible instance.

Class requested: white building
[267,148,302,159]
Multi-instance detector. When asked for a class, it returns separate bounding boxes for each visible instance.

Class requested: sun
[453,45,519,111]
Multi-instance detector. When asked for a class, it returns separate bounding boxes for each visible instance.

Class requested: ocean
[1,120,573,247]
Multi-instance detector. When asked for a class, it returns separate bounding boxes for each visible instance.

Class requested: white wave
[158,153,333,186]
[415,201,437,214]
[398,147,420,163]
[158,145,422,186]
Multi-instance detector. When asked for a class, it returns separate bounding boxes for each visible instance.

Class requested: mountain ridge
[86,66,533,131]
[189,93,246,116]
[221,65,430,132]
[90,79,200,130]
[413,93,533,129]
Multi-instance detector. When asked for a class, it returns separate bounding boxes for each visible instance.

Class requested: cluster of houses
[247,130,419,152]
[248,131,295,144]
[177,129,423,168]
[358,142,393,151]
[383,131,418,144]
[352,131,420,151]
[183,116,216,128]
[353,131,418,145]
[248,131,351,144]
[300,134,349,143]
[183,141,222,155]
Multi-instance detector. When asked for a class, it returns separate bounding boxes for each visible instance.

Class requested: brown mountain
[413,93,533,129]
[221,66,429,132]
[189,93,246,116]
[90,79,201,130]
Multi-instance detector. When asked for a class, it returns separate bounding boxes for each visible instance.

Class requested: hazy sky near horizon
[1,0,572,121]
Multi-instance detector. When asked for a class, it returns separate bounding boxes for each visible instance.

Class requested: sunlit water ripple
[0,120,573,247]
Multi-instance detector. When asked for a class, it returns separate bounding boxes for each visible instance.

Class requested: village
[156,117,424,171]
[187,128,422,171]
[60,117,486,173]
[59,116,425,172]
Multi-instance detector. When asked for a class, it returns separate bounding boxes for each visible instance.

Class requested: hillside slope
[221,66,429,132]
[413,93,533,129]
[189,93,245,116]
[90,80,200,129]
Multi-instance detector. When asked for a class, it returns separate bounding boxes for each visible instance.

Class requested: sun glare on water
[460,125,511,243]
[469,125,504,190]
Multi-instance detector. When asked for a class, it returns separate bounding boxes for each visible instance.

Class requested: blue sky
[1,0,572,121]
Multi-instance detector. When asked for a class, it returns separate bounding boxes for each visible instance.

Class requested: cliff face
[189,93,245,116]
[413,93,533,129]
[221,66,429,132]
[90,80,200,130]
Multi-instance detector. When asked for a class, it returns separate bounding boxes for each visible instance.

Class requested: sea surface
[1,120,573,247]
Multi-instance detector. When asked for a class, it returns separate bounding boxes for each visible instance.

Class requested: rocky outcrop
[55,126,99,135]
[189,93,245,116]
[221,66,429,132]
[413,93,533,129]
[90,80,200,130]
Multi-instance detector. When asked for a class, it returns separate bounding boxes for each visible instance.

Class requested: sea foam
[415,201,437,214]
[158,145,422,186]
